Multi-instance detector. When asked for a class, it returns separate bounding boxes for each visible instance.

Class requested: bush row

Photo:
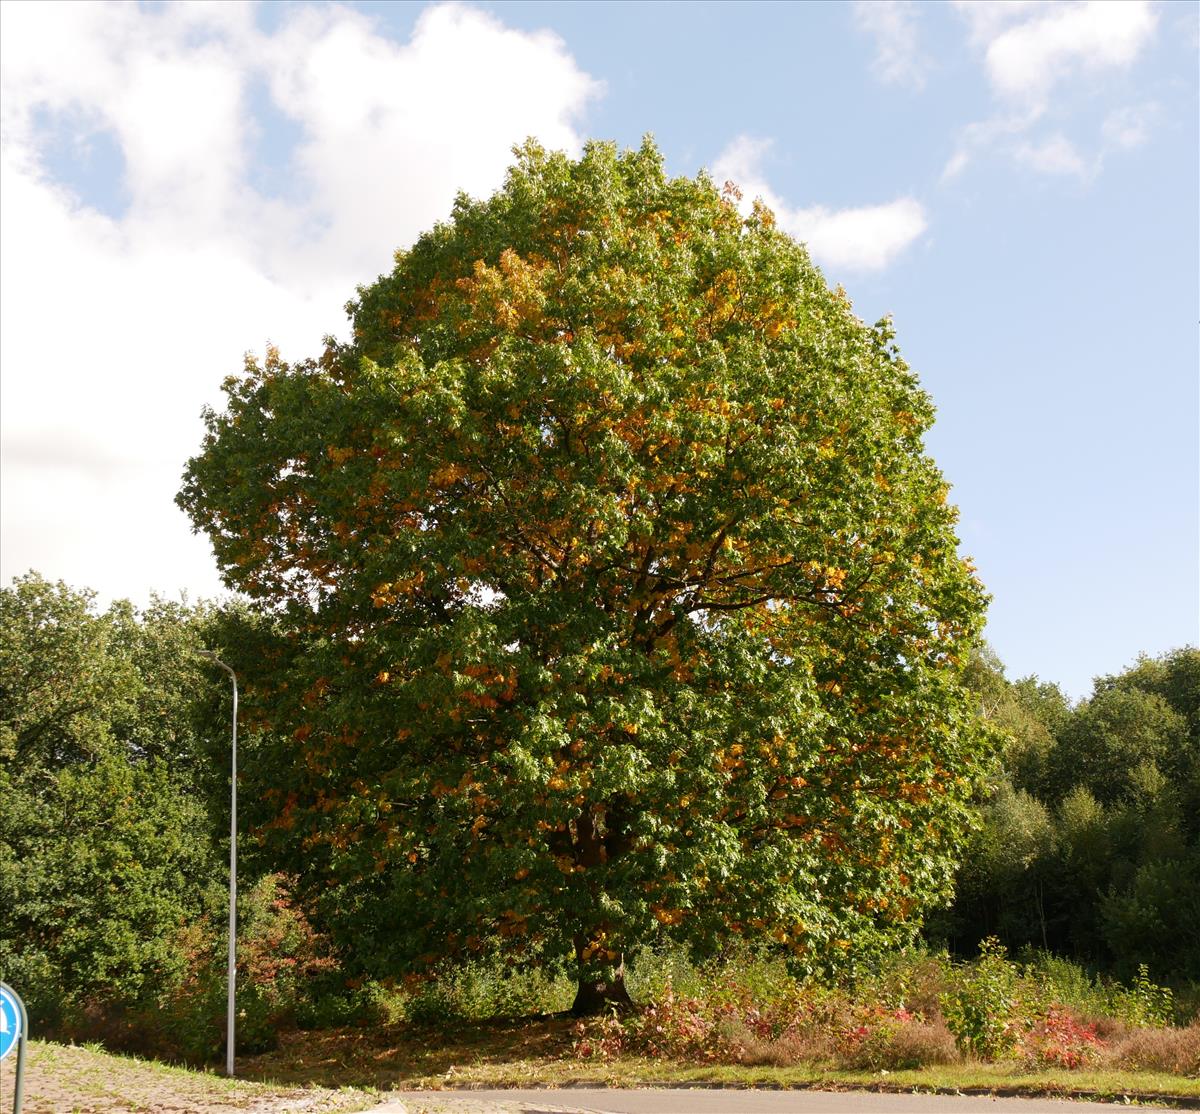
[571,941,1199,1074]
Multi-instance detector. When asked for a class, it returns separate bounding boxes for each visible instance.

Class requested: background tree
[0,574,138,769]
[932,644,1200,981]
[0,574,221,1024]
[179,138,990,1012]
[0,573,340,1057]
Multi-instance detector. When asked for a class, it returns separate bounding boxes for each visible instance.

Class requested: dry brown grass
[728,1017,959,1071]
[893,957,953,1020]
[1110,1022,1200,1075]
[870,1020,960,1069]
[732,1027,836,1068]
[1082,1013,1130,1043]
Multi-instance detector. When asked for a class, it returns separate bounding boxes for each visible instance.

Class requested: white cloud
[712,136,927,273]
[1014,133,1091,177]
[940,149,971,182]
[945,1,1159,180]
[953,1,1041,47]
[260,4,600,285]
[1102,102,1157,149]
[979,1,1158,108]
[0,1,599,605]
[853,0,929,89]
[939,110,1041,180]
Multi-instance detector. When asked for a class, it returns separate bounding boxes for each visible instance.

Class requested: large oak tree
[179,139,989,1013]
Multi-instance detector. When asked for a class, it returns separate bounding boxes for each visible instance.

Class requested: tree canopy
[934,644,1200,980]
[179,139,989,1011]
[0,574,221,1024]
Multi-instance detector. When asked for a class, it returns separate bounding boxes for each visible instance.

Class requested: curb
[413,1081,1200,1108]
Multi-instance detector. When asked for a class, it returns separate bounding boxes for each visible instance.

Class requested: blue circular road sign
[0,984,21,1060]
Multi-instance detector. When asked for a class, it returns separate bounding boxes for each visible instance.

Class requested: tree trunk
[571,951,633,1016]
[568,808,635,1015]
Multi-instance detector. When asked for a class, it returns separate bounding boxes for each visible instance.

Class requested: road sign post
[0,981,28,1114]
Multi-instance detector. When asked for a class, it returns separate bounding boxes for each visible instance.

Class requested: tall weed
[940,937,1020,1059]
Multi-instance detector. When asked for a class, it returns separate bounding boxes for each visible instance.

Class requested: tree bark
[568,805,635,1015]
[571,944,633,1015]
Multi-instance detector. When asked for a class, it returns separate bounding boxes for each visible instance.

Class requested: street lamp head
[198,648,237,681]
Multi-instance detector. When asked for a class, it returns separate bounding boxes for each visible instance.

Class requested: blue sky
[0,0,1195,699]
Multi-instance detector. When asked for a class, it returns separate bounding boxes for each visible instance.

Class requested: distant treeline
[931,643,1199,978]
[0,571,1195,1058]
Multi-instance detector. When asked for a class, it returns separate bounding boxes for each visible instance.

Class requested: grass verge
[241,1017,1200,1102]
[20,1039,379,1114]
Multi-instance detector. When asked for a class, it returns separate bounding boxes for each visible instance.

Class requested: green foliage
[1102,856,1200,988]
[0,575,227,1026]
[0,574,138,768]
[178,138,990,1005]
[1052,687,1187,807]
[0,748,217,1024]
[0,573,329,1062]
[934,645,1200,982]
[940,937,1019,1059]
[405,956,573,1023]
[976,783,1056,885]
[625,942,798,1012]
[1116,964,1175,1029]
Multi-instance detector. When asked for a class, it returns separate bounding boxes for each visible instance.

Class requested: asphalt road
[384,1088,1160,1114]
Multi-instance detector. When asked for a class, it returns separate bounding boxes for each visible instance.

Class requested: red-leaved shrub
[1020,1005,1105,1069]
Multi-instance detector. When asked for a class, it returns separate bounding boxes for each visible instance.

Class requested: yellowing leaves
[455,248,550,333]
[705,268,742,328]
[372,570,424,607]
[430,462,469,487]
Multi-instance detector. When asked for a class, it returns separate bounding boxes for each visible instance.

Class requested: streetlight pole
[199,650,238,1078]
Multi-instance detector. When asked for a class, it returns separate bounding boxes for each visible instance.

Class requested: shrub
[857,947,954,1019]
[1019,952,1113,1021]
[626,987,736,1061]
[837,1007,959,1070]
[1020,1006,1105,1069]
[572,982,962,1071]
[941,937,1020,1060]
[1110,963,1174,1028]
[572,979,816,1064]
[881,1019,961,1068]
[734,1029,833,1068]
[570,947,1195,1075]
[405,955,573,1023]
[292,975,403,1030]
[624,943,798,1015]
